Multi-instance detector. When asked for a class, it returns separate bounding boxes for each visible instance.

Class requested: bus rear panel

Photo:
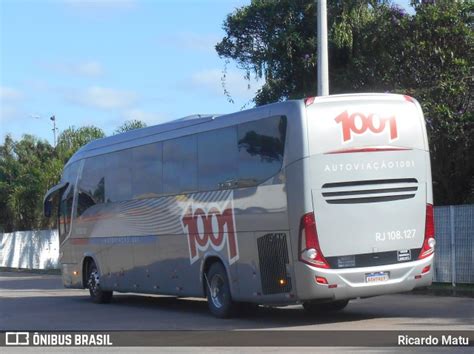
[291,94,434,301]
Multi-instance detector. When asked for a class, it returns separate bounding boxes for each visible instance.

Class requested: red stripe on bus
[75,213,113,224]
[70,238,89,245]
[325,147,412,154]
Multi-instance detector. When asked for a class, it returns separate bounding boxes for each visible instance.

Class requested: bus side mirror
[44,200,52,218]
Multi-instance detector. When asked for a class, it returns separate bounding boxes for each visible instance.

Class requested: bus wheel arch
[82,256,113,304]
[201,256,238,318]
[201,256,225,296]
[82,256,95,288]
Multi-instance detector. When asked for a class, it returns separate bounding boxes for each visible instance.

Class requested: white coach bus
[44,93,435,318]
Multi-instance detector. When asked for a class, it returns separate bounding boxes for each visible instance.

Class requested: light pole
[317,0,329,96]
[31,114,59,147]
[50,115,58,147]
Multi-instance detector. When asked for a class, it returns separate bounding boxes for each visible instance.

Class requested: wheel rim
[209,274,225,309]
[88,269,100,296]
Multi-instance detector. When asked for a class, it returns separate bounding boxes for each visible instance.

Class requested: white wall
[0,230,59,269]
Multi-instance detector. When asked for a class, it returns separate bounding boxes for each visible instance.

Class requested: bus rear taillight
[298,212,330,268]
[418,204,436,259]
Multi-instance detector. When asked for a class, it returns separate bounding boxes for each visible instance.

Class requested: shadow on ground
[1,271,473,331]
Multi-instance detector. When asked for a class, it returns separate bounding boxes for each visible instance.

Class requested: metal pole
[449,205,456,287]
[50,115,57,147]
[317,0,329,96]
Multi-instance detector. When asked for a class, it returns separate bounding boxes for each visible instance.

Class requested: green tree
[0,135,17,232]
[216,0,399,105]
[0,134,55,231]
[217,0,473,204]
[114,119,147,134]
[400,1,473,204]
[0,126,105,232]
[0,119,155,232]
[56,126,105,165]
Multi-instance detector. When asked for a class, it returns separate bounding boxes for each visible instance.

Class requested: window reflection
[75,115,287,210]
[163,135,198,194]
[198,126,238,190]
[238,116,287,185]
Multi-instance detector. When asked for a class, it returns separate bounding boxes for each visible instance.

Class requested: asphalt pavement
[1,271,472,332]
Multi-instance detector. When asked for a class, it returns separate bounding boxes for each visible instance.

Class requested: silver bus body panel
[58,100,301,304]
[309,150,427,257]
[53,93,433,306]
[288,94,433,301]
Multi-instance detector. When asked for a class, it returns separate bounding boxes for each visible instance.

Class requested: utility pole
[50,115,58,147]
[317,0,329,96]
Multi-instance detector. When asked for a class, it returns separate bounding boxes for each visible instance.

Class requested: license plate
[366,271,389,283]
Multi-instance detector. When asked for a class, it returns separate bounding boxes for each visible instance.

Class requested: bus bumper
[294,254,434,301]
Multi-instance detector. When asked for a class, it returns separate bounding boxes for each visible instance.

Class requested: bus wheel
[205,262,236,318]
[303,299,349,314]
[87,262,113,304]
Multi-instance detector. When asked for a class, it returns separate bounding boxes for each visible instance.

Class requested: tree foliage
[0,120,146,232]
[217,0,473,205]
[216,0,403,103]
[0,135,55,231]
[56,126,106,164]
[114,119,148,135]
[401,1,473,205]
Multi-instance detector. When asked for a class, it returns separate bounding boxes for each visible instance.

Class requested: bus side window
[76,191,97,217]
[58,184,74,243]
[106,149,132,202]
[57,162,79,243]
[163,135,198,194]
[131,142,163,199]
[77,156,105,217]
[237,116,287,186]
[198,126,238,190]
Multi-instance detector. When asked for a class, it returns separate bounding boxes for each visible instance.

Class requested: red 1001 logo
[335,111,398,143]
[181,196,239,265]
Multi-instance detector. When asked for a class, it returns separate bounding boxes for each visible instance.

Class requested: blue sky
[0,0,413,145]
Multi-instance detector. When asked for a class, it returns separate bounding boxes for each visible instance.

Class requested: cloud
[0,105,20,124]
[73,61,104,77]
[0,86,23,101]
[61,0,138,20]
[67,86,138,110]
[0,86,24,124]
[157,32,221,52]
[189,68,264,100]
[42,60,104,78]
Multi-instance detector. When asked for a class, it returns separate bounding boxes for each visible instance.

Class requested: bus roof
[65,98,302,167]
[64,93,416,168]
[68,114,219,165]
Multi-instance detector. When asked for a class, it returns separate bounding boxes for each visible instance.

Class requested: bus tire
[87,262,113,304]
[303,299,349,313]
[205,262,236,318]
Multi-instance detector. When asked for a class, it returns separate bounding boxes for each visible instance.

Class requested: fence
[0,230,59,270]
[0,205,473,284]
[433,204,473,285]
